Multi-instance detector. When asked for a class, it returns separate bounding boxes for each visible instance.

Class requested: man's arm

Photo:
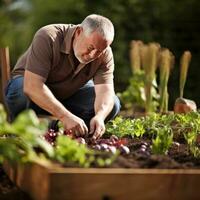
[90,83,115,139]
[24,70,88,135]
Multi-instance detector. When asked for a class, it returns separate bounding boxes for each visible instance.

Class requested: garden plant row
[1,103,200,168]
[2,104,200,200]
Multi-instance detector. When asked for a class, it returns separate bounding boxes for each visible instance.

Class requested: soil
[109,137,200,169]
[61,136,200,169]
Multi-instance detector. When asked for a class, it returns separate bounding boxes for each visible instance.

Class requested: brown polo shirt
[11,24,114,100]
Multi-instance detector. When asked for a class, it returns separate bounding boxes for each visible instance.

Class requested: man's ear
[76,26,83,36]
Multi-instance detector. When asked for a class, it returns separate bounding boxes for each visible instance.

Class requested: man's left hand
[89,115,105,140]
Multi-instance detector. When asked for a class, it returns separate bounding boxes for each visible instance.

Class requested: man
[5,14,121,139]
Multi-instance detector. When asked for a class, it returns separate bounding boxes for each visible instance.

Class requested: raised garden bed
[3,134,200,200]
[3,160,200,200]
[2,107,200,200]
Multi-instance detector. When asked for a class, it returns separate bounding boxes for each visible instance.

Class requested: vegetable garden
[1,41,200,199]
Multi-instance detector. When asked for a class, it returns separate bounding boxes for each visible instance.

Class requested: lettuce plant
[0,104,54,163]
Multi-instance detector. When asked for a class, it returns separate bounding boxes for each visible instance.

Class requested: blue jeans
[5,76,121,126]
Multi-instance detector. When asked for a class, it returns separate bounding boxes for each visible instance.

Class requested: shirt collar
[60,24,79,54]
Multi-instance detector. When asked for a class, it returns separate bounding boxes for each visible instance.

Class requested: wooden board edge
[33,160,200,175]
[5,159,200,179]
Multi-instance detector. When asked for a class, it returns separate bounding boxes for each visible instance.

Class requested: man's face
[73,27,112,64]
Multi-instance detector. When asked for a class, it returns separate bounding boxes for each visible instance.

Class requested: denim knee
[5,76,28,119]
[105,95,121,123]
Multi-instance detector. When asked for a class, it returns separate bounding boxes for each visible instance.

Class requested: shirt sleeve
[25,28,52,80]
[93,46,114,85]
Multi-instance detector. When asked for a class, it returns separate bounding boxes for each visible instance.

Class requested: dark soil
[62,137,200,169]
[109,138,200,169]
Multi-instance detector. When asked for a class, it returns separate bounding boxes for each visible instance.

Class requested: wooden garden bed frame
[1,48,200,200]
[3,160,200,200]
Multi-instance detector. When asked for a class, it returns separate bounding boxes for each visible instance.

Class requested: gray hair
[81,14,114,42]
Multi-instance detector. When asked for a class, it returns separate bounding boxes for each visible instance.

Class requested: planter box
[3,160,200,200]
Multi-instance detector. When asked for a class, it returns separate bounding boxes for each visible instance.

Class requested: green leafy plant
[107,111,200,157]
[106,116,145,138]
[151,127,173,155]
[118,71,146,110]
[0,104,117,167]
[0,104,54,163]
[54,135,94,167]
[118,71,159,112]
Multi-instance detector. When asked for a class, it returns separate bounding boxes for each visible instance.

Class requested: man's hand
[89,83,114,140]
[60,114,88,136]
[89,115,105,139]
[24,71,88,137]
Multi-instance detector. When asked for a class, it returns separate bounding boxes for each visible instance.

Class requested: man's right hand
[24,71,88,137]
[60,114,88,137]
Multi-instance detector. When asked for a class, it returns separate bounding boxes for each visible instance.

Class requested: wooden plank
[0,47,11,116]
[17,162,50,200]
[0,47,10,91]
[3,161,200,200]
[49,172,199,200]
